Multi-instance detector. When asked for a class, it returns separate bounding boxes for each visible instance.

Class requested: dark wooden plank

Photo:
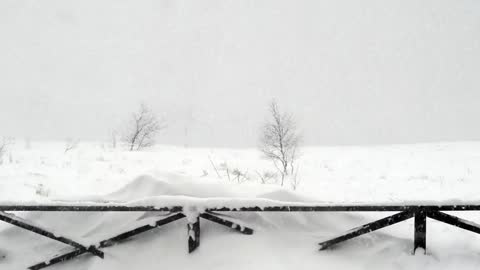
[200,212,253,235]
[414,210,426,253]
[3,204,480,212]
[99,213,186,248]
[28,213,186,270]
[28,249,87,270]
[427,211,480,234]
[319,210,415,250]
[188,217,200,253]
[0,205,183,212]
[210,205,480,212]
[0,212,103,258]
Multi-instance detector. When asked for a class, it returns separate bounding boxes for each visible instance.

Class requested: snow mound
[105,173,249,202]
[106,175,176,201]
[257,189,314,202]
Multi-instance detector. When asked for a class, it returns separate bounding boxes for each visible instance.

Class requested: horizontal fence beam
[0,206,183,212]
[2,205,480,212]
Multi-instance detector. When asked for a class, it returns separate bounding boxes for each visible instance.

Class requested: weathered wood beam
[0,205,183,212]
[99,213,186,248]
[0,212,103,258]
[319,210,415,250]
[2,204,480,212]
[209,205,480,212]
[200,212,253,235]
[427,210,480,234]
[28,249,87,270]
[187,217,200,253]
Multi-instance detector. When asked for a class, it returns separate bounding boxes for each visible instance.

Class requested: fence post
[414,209,426,254]
[188,216,200,253]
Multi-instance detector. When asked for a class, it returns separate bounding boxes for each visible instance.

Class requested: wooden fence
[1,204,480,269]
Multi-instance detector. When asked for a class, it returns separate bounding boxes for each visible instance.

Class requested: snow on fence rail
[2,201,480,269]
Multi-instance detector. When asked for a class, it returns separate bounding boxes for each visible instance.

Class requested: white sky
[1,0,479,147]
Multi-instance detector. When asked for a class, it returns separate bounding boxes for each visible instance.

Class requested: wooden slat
[28,249,86,270]
[0,212,103,258]
[319,210,415,250]
[200,212,253,235]
[2,204,480,212]
[99,213,186,248]
[28,213,186,270]
[0,205,183,212]
[427,211,480,234]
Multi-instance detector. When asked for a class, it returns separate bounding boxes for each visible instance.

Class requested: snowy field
[1,141,480,269]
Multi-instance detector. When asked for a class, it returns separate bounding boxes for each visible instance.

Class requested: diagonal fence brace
[0,211,103,258]
[28,213,186,270]
[318,210,415,250]
[427,210,480,234]
[200,212,254,235]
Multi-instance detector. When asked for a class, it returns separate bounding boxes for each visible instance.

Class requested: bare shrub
[208,155,222,178]
[219,162,232,181]
[255,170,278,184]
[35,183,50,197]
[231,168,249,183]
[64,138,79,153]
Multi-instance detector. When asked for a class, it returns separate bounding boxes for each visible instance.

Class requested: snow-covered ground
[1,141,480,269]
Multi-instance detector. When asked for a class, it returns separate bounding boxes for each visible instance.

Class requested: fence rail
[3,204,480,212]
[1,203,480,269]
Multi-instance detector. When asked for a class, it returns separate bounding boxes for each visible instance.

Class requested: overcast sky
[1,0,479,147]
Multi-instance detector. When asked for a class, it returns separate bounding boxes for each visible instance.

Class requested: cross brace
[24,212,253,269]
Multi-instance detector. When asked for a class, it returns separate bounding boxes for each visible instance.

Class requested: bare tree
[259,100,301,187]
[110,129,118,149]
[122,103,166,151]
[0,137,13,165]
[0,138,8,163]
[290,165,301,190]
